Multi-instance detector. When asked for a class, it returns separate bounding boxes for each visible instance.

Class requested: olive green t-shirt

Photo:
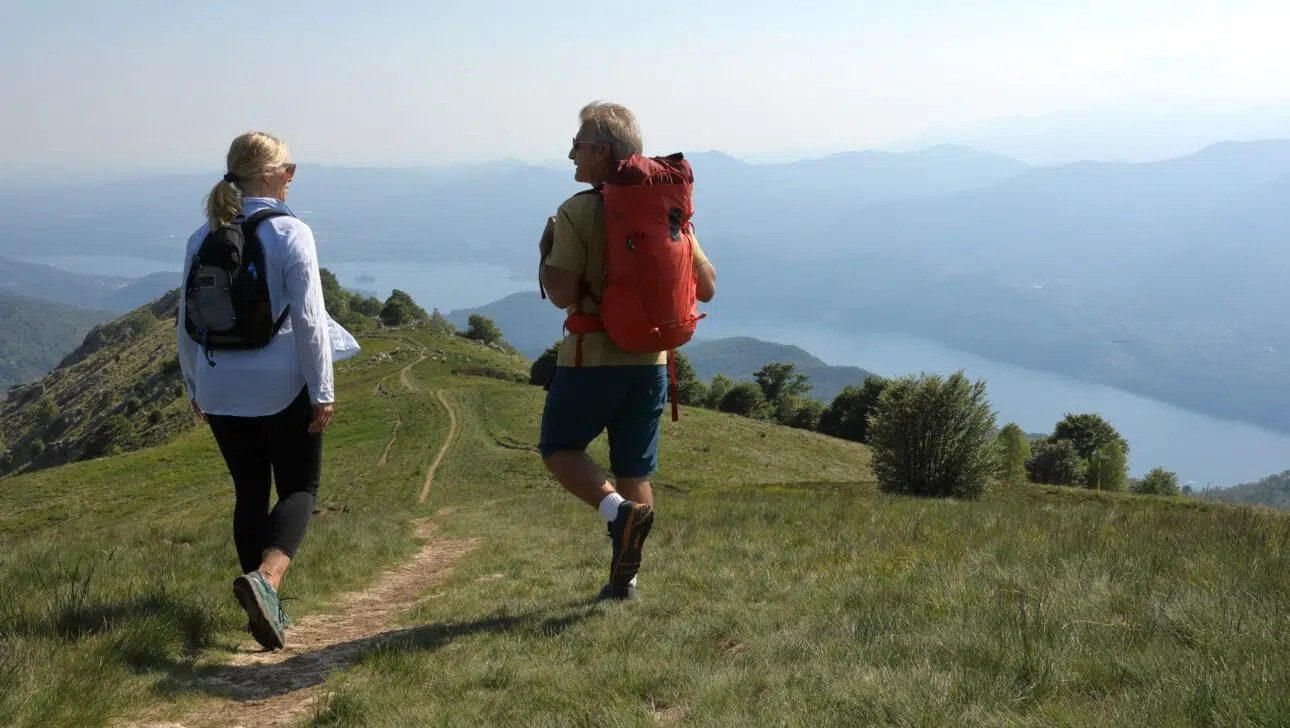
[544,190,709,367]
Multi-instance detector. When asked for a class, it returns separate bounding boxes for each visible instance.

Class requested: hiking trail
[376,415,401,467]
[117,522,477,728]
[117,348,470,728]
[419,392,458,504]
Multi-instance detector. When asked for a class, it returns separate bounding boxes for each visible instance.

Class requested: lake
[22,254,1290,489]
[17,255,529,314]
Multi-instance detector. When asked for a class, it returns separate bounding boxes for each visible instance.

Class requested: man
[538,101,717,601]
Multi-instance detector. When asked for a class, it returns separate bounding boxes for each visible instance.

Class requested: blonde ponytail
[203,131,291,230]
[205,178,242,231]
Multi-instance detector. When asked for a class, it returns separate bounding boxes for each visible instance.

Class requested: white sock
[629,576,637,587]
[598,492,625,522]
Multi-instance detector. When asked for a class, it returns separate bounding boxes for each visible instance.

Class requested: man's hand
[190,400,206,423]
[309,403,334,433]
[538,215,555,259]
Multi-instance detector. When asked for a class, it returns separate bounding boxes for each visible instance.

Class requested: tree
[719,382,770,419]
[465,315,503,345]
[380,289,429,327]
[706,374,733,410]
[753,363,811,404]
[818,376,887,444]
[32,395,57,426]
[788,399,825,430]
[868,371,998,500]
[529,342,560,387]
[379,299,411,327]
[429,308,456,335]
[1050,413,1128,460]
[996,423,1031,486]
[1181,484,1195,496]
[350,294,383,318]
[1133,467,1180,496]
[1085,439,1128,491]
[672,351,707,406]
[1026,439,1086,486]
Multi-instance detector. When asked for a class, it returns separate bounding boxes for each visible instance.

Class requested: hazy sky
[3,0,1289,180]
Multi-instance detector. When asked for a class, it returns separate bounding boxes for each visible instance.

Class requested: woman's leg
[259,389,323,590]
[206,414,273,575]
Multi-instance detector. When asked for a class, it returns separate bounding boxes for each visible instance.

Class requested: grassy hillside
[1,324,1288,726]
[0,290,195,477]
[0,293,115,398]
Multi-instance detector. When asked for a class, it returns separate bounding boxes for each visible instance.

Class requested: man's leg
[540,366,619,509]
[601,365,668,597]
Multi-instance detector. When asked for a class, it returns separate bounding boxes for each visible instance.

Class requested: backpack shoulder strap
[239,209,295,333]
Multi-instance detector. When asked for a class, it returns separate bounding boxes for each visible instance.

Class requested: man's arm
[539,205,586,309]
[695,259,716,303]
[541,265,582,309]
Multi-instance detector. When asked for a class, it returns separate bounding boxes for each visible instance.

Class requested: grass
[1,326,1289,726]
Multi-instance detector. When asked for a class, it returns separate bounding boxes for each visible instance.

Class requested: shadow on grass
[152,602,602,703]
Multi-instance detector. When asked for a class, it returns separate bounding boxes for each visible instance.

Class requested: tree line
[530,346,1183,500]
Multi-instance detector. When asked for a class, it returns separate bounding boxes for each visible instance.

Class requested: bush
[868,371,998,500]
[29,439,45,458]
[705,374,733,410]
[1133,467,1180,496]
[1026,439,1087,486]
[529,342,560,386]
[672,352,707,407]
[465,315,503,346]
[126,397,143,415]
[429,308,457,336]
[818,376,888,444]
[788,399,825,430]
[995,423,1031,486]
[718,382,770,419]
[32,395,58,426]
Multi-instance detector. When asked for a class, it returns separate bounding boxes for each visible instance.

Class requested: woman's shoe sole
[233,575,284,650]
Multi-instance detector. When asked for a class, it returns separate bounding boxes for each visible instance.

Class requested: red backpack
[564,152,705,421]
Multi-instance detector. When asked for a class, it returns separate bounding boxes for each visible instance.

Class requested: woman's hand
[309,403,334,433]
[191,400,206,423]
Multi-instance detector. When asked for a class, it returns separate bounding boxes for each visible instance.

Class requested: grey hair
[579,101,643,161]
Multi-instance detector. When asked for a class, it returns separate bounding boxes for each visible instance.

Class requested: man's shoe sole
[610,504,653,589]
[233,575,284,650]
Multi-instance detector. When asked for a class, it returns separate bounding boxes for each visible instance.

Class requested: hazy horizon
[4,1,1290,183]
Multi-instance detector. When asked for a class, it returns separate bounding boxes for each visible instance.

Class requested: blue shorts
[538,365,668,479]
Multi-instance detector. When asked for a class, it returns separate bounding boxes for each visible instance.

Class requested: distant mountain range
[6,139,1290,432]
[0,257,177,313]
[0,293,115,396]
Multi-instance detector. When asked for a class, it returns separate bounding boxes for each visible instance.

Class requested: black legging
[207,388,322,575]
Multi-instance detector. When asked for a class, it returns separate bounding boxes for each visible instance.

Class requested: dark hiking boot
[607,501,653,592]
[598,582,638,601]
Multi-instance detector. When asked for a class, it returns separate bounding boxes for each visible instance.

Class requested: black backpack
[184,209,291,366]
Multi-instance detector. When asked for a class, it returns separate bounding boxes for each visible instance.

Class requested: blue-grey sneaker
[233,571,285,650]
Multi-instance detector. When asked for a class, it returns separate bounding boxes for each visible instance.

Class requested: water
[701,318,1290,489]
[16,256,528,315]
[22,254,1290,489]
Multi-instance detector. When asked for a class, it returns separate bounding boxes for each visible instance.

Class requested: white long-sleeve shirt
[177,197,334,417]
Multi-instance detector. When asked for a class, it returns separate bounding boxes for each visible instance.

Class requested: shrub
[1133,467,1180,496]
[1026,439,1087,486]
[718,382,770,419]
[868,371,997,499]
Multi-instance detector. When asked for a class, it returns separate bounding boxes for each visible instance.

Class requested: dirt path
[377,415,401,467]
[419,392,458,504]
[118,521,477,728]
[398,354,428,391]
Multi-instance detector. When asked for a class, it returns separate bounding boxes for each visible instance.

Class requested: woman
[177,131,335,651]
